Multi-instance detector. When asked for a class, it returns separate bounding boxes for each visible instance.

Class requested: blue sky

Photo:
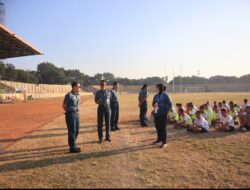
[4,0,250,79]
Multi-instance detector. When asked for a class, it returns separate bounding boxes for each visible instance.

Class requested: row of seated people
[167,99,250,133]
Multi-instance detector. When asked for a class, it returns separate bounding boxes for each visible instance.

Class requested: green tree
[37,62,66,84]
[0,61,5,80]
[239,74,250,83]
[5,63,16,81]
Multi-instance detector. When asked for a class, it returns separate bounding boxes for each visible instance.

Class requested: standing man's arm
[63,94,68,112]
[63,102,67,112]
[95,92,99,104]
[152,95,157,107]
[139,97,146,107]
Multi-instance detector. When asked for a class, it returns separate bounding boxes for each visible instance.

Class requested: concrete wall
[0,80,92,99]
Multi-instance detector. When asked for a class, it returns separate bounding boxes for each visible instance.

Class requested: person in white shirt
[222,100,230,111]
[187,111,209,133]
[238,106,250,131]
[241,99,249,112]
[215,108,235,132]
[199,105,208,120]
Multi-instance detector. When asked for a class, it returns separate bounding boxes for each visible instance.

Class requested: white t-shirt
[224,104,230,110]
[220,115,235,128]
[242,103,250,110]
[202,112,208,120]
[190,107,197,115]
[194,116,209,131]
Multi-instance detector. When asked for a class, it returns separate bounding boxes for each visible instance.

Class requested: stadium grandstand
[0,23,42,103]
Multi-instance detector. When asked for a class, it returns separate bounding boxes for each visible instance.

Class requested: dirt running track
[0,96,92,150]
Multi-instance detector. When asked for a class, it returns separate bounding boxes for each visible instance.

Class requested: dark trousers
[65,112,79,150]
[140,102,148,126]
[98,105,111,140]
[154,114,168,144]
[111,102,119,129]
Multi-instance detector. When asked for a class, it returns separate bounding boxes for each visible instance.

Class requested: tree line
[169,75,250,85]
[0,62,166,86]
[0,61,249,86]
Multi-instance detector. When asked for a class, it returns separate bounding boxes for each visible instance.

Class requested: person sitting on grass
[187,111,209,133]
[211,105,221,127]
[234,103,241,114]
[215,108,236,132]
[241,99,249,113]
[189,102,198,121]
[218,102,224,110]
[176,103,185,112]
[213,101,218,107]
[229,101,239,125]
[238,106,250,132]
[204,102,213,126]
[222,100,230,111]
[199,105,208,120]
[175,108,193,128]
[185,103,191,115]
[167,107,179,124]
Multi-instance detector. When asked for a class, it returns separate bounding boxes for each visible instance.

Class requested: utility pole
[164,61,167,86]
[173,61,175,93]
[180,60,183,93]
[0,0,6,26]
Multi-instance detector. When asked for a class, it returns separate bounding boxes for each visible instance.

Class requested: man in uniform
[95,80,111,143]
[63,81,81,153]
[111,82,120,131]
[138,84,149,127]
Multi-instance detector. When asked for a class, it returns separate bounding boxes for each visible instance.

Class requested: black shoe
[98,139,103,144]
[76,147,81,151]
[141,124,148,127]
[105,138,111,142]
[70,149,81,153]
[111,128,116,131]
[115,127,120,130]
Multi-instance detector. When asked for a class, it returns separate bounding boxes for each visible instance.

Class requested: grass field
[0,93,250,188]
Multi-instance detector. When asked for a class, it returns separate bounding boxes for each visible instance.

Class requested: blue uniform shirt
[111,89,119,103]
[153,92,172,116]
[64,91,80,112]
[138,89,149,103]
[95,90,111,106]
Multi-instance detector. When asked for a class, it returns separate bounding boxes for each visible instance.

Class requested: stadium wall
[0,80,92,99]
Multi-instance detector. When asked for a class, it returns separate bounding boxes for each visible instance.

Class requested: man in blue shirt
[95,80,111,143]
[111,82,120,131]
[152,83,172,148]
[63,82,81,153]
[138,84,149,127]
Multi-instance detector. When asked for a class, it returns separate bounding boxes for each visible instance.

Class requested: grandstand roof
[0,24,42,59]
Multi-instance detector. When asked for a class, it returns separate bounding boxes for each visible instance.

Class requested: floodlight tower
[0,0,6,26]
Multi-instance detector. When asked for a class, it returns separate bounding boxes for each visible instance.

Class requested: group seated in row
[167,99,250,133]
